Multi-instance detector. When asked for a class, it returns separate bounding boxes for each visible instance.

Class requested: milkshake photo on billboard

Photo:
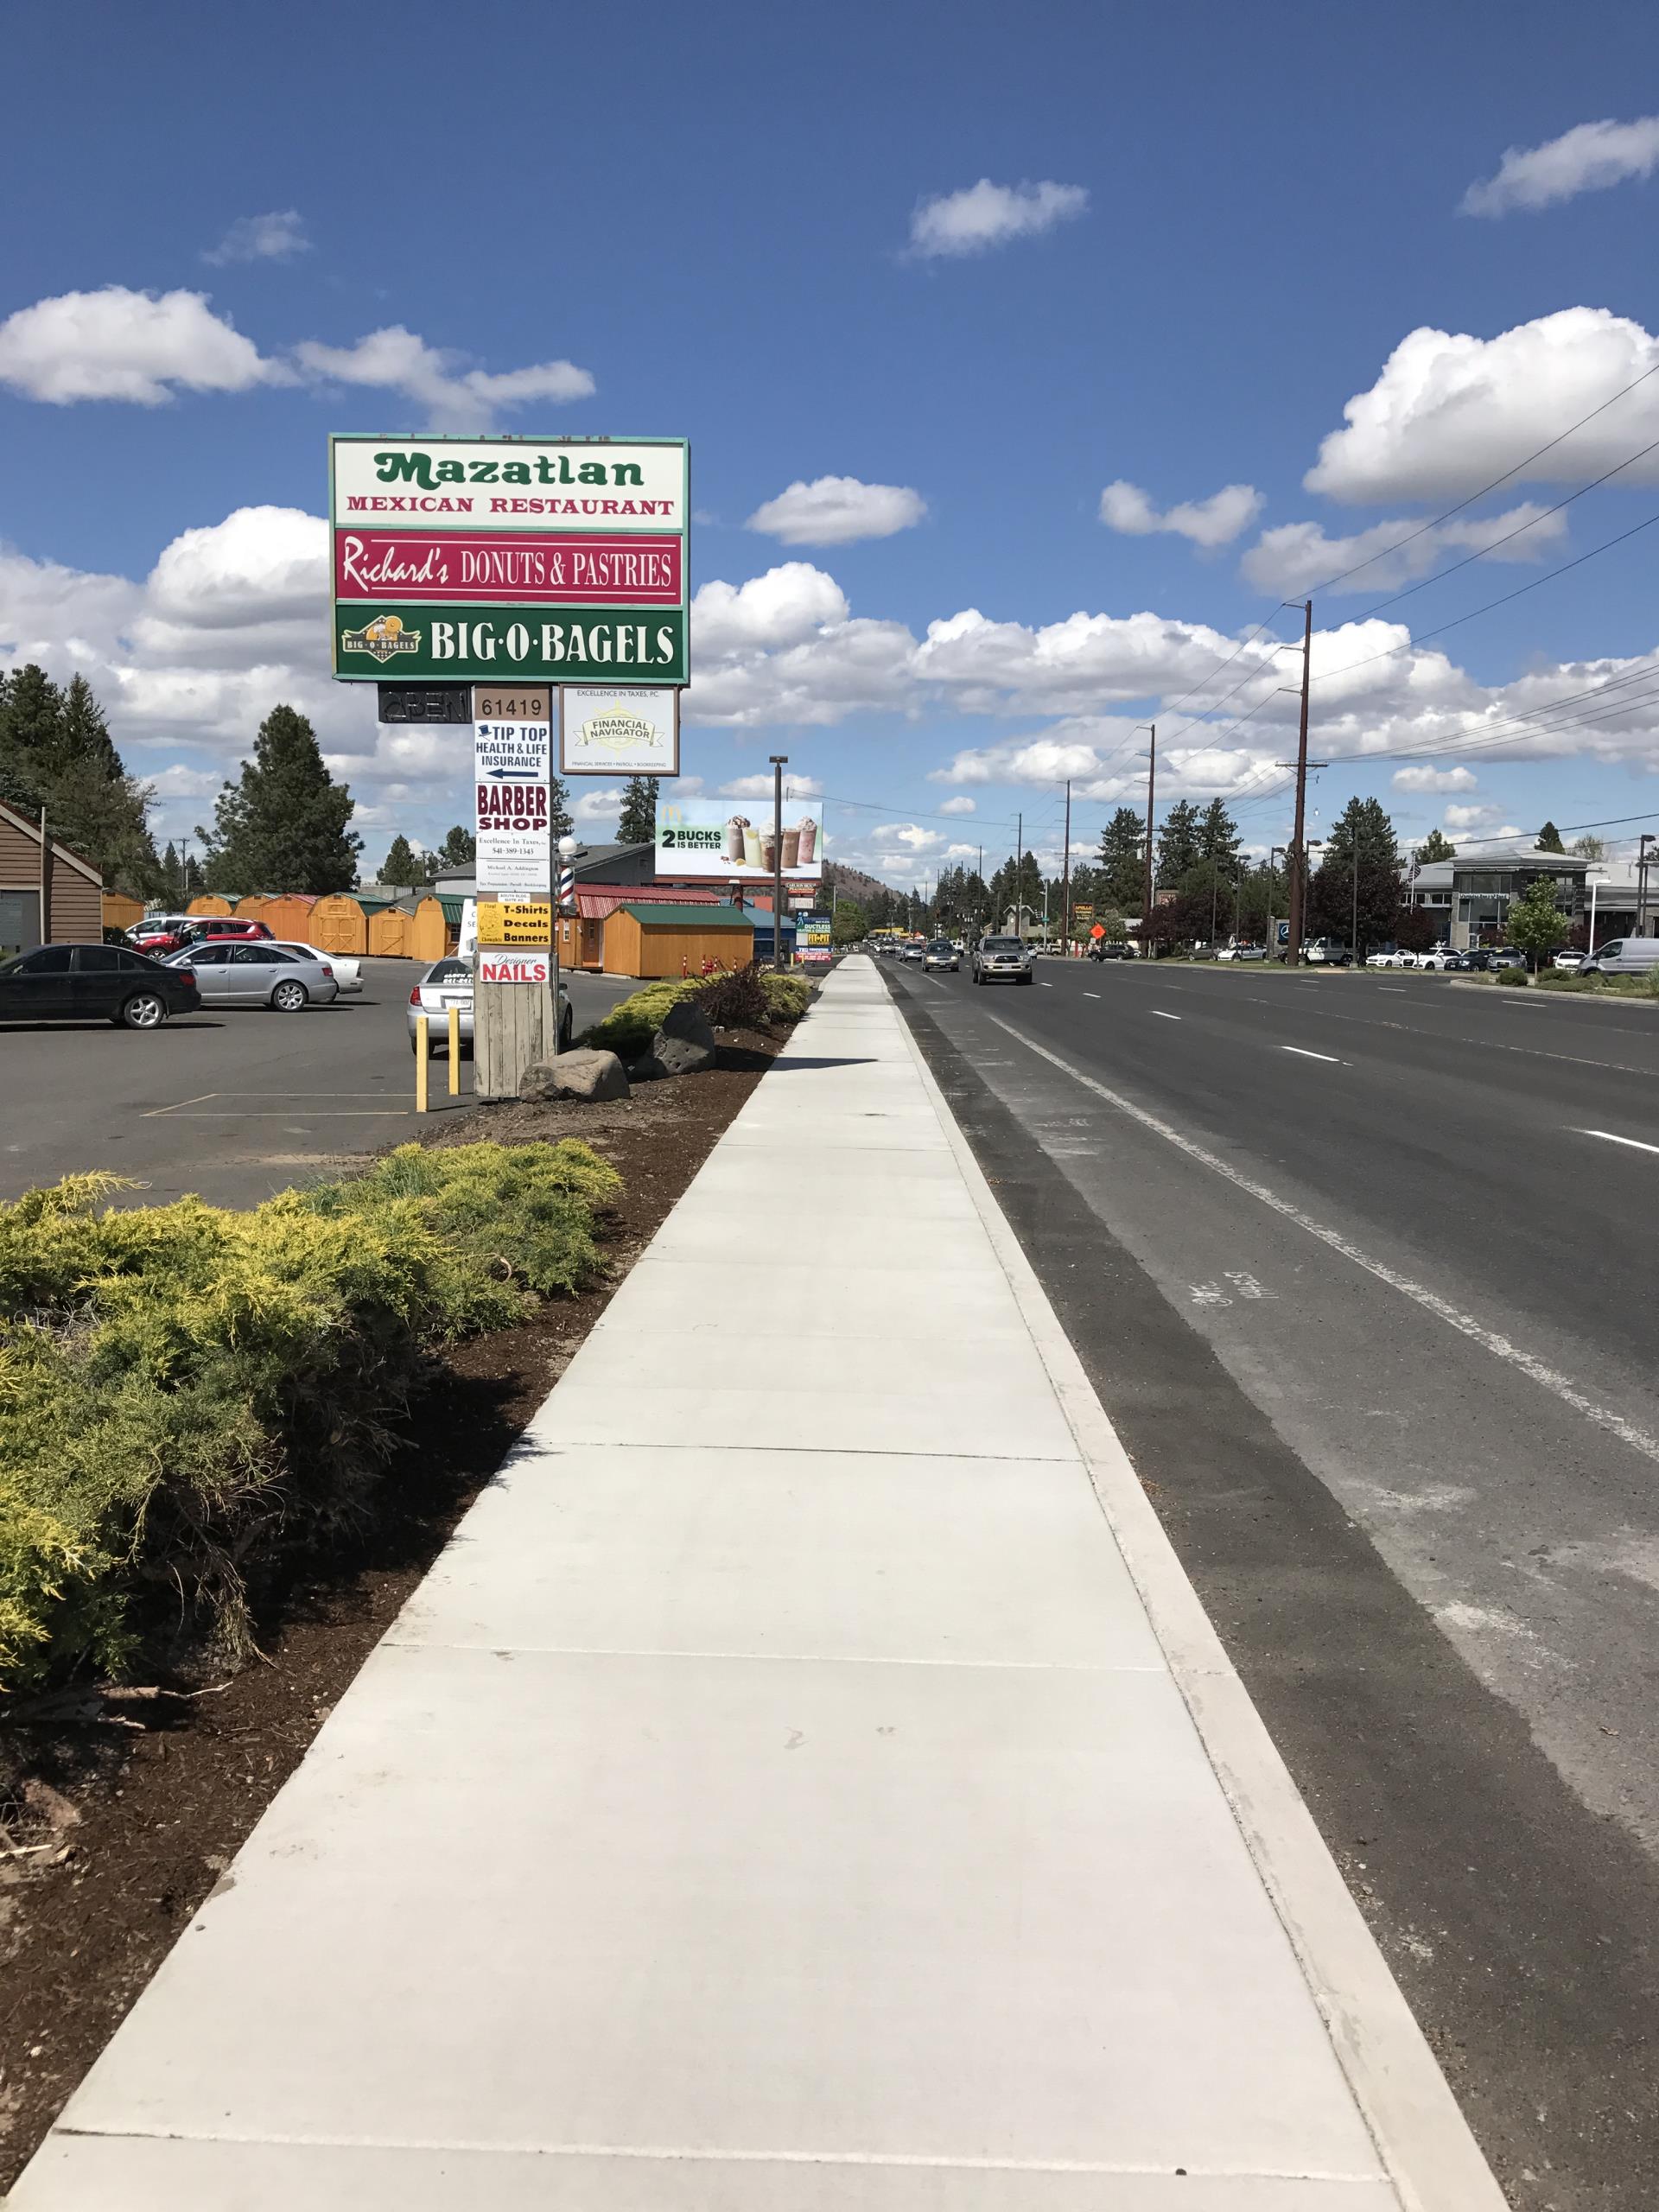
[656,798,823,880]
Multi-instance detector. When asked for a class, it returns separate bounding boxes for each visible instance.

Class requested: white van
[1580,937,1659,976]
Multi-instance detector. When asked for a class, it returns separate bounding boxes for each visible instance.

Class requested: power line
[1297,354,1659,598]
[1309,509,1659,685]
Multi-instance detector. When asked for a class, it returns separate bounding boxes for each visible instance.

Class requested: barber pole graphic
[558,864,576,911]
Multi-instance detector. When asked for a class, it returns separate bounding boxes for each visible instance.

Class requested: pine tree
[1155,800,1203,886]
[199,705,362,894]
[0,664,159,892]
[1535,820,1565,853]
[616,775,658,845]
[435,824,477,871]
[1196,798,1243,878]
[380,834,420,887]
[548,774,573,841]
[1414,828,1456,863]
[1096,806,1147,912]
[1309,797,1402,956]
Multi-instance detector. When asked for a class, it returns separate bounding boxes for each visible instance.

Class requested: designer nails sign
[656,797,823,880]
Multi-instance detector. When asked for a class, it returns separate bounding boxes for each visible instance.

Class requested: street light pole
[1284,601,1313,966]
[1640,833,1656,936]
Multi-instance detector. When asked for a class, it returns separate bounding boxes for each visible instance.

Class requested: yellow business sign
[477,899,553,946]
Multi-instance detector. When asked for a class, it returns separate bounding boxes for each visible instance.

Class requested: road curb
[888,993,1510,2212]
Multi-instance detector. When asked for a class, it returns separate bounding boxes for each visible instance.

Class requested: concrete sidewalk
[12,958,1503,2210]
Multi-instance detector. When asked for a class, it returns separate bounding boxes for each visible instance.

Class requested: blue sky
[4,0,1659,886]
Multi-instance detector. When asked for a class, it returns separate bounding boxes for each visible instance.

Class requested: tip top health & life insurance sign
[330,436,688,686]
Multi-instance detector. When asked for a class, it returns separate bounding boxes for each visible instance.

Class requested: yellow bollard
[416,1014,429,1114]
[448,1003,461,1093]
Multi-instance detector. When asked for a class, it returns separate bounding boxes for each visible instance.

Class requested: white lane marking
[1083,991,1101,999]
[1152,1010,1181,1021]
[1225,1269,1275,1300]
[1039,981,1053,988]
[1380,987,1407,994]
[1578,1128,1659,1155]
[1282,1045,1340,1062]
[984,1014,1659,1468]
[1190,1282,1231,1306]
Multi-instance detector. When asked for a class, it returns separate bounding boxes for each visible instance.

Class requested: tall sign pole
[770,755,787,970]
[1286,600,1313,967]
[1061,778,1072,957]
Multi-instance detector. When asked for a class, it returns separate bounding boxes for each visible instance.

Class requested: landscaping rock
[651,999,717,1076]
[625,1054,667,1083]
[519,1048,630,1103]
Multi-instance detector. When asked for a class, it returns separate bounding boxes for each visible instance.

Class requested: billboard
[330,436,688,685]
[657,797,823,880]
[561,686,680,777]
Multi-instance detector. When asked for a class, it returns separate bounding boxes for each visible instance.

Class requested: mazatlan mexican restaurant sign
[330,436,689,685]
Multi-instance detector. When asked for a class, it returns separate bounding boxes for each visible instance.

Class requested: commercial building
[1408,842,1590,949]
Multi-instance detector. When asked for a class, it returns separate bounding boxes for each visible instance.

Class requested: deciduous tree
[1505,874,1569,968]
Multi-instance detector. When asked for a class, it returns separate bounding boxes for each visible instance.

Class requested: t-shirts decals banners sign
[330,436,689,685]
[657,798,823,880]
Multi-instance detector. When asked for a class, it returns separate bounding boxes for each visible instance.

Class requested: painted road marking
[1380,987,1407,994]
[1084,991,1101,999]
[1578,1128,1659,1155]
[1152,1011,1181,1021]
[985,1013,1659,1469]
[1282,1045,1340,1062]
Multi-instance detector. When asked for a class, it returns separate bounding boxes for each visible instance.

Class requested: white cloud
[1444,804,1522,838]
[747,476,926,546]
[1101,480,1263,549]
[687,563,850,661]
[1462,117,1659,217]
[1241,501,1569,596]
[572,786,624,824]
[293,325,594,432]
[1306,308,1659,502]
[203,210,310,264]
[717,772,823,799]
[0,287,285,404]
[1393,765,1478,793]
[908,178,1088,258]
[938,794,976,815]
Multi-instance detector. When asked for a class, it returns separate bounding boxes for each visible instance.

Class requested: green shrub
[0,1141,618,1694]
[582,963,816,1055]
[582,979,696,1058]
[760,970,813,1020]
[1496,968,1530,986]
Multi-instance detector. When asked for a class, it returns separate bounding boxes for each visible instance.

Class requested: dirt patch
[0,1034,783,2189]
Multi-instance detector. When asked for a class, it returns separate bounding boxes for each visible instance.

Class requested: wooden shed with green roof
[602,901,754,980]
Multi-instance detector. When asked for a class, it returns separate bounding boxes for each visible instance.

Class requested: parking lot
[0,959,639,1209]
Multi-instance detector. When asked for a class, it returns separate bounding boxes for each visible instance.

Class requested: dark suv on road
[0,943,200,1028]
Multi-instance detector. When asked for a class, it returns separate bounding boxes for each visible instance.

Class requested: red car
[179,917,274,946]
[127,912,197,954]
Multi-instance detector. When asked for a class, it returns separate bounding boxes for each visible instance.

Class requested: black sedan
[0,943,201,1028]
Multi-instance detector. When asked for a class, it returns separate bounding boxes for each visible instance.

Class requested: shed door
[0,890,41,957]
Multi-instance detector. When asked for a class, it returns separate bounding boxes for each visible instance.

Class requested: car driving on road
[971,935,1034,985]
[923,939,959,971]
[0,942,201,1028]
[166,941,337,1010]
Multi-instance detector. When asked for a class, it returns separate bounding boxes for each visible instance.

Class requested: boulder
[625,1054,667,1083]
[651,998,717,1076]
[518,1048,630,1103]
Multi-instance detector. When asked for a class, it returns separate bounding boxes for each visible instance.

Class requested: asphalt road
[0,960,639,1209]
[883,954,1659,2209]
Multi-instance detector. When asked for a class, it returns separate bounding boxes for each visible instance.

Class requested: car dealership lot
[0,960,638,1210]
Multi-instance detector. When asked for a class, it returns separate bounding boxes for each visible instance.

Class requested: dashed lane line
[1578,1128,1659,1156]
[1152,1011,1181,1021]
[982,1013,1659,1470]
[1282,1046,1341,1063]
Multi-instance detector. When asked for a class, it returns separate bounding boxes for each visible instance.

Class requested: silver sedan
[166,942,340,1009]
[408,958,573,1057]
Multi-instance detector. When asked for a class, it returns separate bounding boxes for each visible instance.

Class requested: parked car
[1416,948,1459,971]
[923,939,959,971]
[0,942,200,1028]
[1365,949,1416,969]
[972,935,1034,985]
[268,940,363,991]
[1486,949,1528,972]
[178,916,275,947]
[1552,950,1585,972]
[166,941,337,1009]
[127,913,197,956]
[409,957,572,1057]
[1579,936,1659,977]
[1302,938,1353,966]
[1215,943,1263,963]
[1088,938,1134,960]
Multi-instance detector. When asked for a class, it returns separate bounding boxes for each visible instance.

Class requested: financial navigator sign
[329,435,689,685]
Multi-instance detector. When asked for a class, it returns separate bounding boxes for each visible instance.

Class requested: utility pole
[1015,811,1024,938]
[1640,832,1656,935]
[769,754,787,970]
[1061,778,1072,957]
[1285,601,1313,966]
[1142,723,1156,950]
